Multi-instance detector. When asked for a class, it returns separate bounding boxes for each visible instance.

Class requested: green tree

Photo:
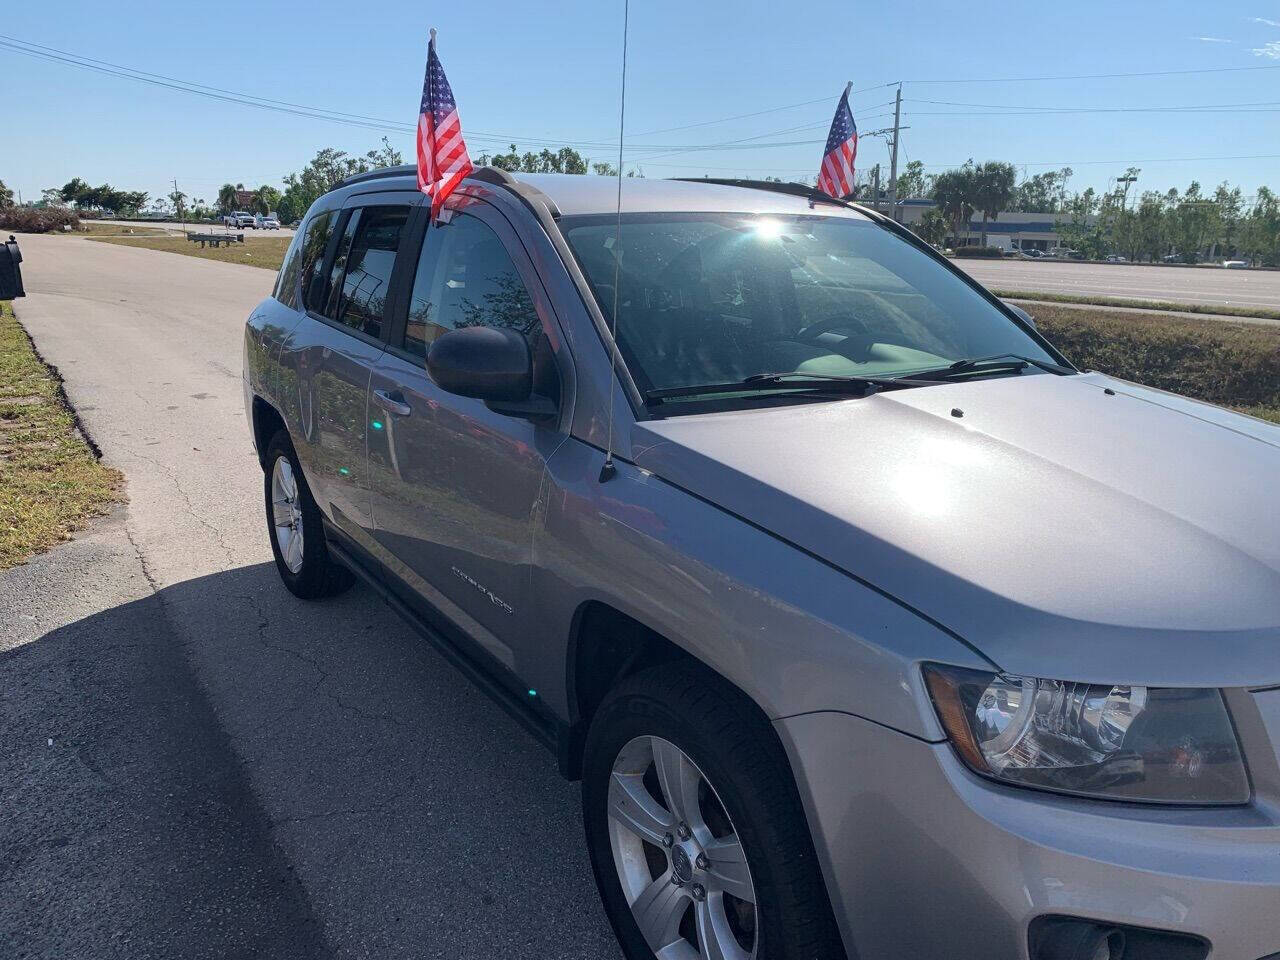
[168,189,188,221]
[1012,167,1073,213]
[0,179,13,208]
[894,160,929,199]
[59,178,90,205]
[916,207,949,246]
[254,185,282,215]
[278,141,403,223]
[972,161,1017,247]
[1241,186,1280,266]
[217,183,239,215]
[931,165,976,246]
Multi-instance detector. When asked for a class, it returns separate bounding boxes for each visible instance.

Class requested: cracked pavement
[1,235,620,959]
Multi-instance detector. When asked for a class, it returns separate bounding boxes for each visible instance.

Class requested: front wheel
[583,664,845,960]
[263,430,354,599]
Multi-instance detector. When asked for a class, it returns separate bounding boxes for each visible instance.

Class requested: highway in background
[954,258,1280,311]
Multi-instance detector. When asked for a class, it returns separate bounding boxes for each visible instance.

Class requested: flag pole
[843,80,852,100]
[429,27,436,50]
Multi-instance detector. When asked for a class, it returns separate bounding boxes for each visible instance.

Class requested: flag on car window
[417,30,473,219]
[816,85,858,199]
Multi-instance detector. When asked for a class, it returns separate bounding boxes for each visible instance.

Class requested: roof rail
[340,163,561,218]
[341,163,417,187]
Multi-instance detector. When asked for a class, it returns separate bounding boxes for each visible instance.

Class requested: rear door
[366,195,571,675]
[285,193,417,539]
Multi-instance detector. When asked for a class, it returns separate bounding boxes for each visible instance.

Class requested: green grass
[54,222,168,237]
[993,289,1280,322]
[0,302,123,569]
[1031,304,1280,424]
[90,234,290,270]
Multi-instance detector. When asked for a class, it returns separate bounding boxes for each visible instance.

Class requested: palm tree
[932,167,976,247]
[217,183,238,215]
[973,161,1017,247]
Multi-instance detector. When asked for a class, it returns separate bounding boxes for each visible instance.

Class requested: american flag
[417,31,473,218]
[816,85,858,199]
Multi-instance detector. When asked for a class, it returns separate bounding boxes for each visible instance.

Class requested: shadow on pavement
[1,563,618,960]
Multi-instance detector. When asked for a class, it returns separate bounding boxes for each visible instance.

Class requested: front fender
[529,439,991,739]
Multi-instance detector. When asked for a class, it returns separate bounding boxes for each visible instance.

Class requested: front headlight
[923,665,1249,805]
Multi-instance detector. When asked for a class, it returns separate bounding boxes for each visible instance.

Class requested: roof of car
[511,173,869,219]
[340,165,870,220]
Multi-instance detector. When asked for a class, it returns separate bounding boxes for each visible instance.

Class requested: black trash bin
[0,235,26,299]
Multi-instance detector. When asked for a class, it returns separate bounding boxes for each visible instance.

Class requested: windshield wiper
[645,371,923,405]
[902,353,1074,382]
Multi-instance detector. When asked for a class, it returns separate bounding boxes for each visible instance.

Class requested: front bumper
[776,698,1280,960]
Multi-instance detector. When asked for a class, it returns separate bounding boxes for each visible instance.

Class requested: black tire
[262,430,354,600]
[583,662,846,960]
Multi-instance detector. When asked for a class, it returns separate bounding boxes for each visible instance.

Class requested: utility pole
[887,83,902,221]
[871,164,880,213]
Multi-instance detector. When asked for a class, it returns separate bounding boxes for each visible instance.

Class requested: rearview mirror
[426,326,557,421]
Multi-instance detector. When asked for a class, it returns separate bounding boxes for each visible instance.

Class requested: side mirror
[426,326,557,421]
[0,235,25,300]
[1003,301,1037,330]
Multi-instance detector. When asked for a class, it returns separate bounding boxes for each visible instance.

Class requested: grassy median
[993,289,1280,322]
[90,235,291,270]
[1032,304,1280,424]
[0,302,123,569]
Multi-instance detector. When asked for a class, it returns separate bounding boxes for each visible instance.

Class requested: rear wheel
[583,664,845,960]
[263,430,353,599]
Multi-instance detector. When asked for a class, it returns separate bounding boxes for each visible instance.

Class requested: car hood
[631,373,1280,686]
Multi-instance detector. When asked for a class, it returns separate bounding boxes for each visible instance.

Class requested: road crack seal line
[123,446,238,568]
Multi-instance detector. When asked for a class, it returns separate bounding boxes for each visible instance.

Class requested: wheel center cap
[671,846,693,884]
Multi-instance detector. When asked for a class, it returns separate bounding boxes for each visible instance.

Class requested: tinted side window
[300,211,336,312]
[323,210,361,319]
[273,228,305,308]
[404,213,539,358]
[333,206,409,340]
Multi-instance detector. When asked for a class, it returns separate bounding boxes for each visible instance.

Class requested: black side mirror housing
[0,236,26,300]
[426,326,557,421]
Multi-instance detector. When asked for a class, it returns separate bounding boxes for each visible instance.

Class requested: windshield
[561,212,1060,404]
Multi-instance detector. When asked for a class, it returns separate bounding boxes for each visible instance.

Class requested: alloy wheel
[270,455,305,573]
[607,736,758,960]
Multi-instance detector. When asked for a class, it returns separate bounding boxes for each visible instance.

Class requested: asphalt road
[0,235,619,960]
[955,258,1280,311]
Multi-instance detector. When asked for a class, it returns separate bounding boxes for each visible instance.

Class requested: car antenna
[599,0,629,484]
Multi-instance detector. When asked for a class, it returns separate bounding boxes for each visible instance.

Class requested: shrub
[0,207,81,234]
[1034,306,1280,410]
[951,245,1005,258]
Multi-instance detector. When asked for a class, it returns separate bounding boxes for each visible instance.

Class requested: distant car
[1162,253,1184,263]
[256,214,281,230]
[1223,260,1248,269]
[225,211,256,229]
[1105,255,1127,263]
[1022,249,1045,259]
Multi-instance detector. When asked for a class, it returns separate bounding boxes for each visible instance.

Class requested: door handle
[372,389,412,417]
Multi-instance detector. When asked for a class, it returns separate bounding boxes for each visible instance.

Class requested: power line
[910,97,1280,113]
[916,153,1280,169]
[629,82,898,136]
[902,63,1280,83]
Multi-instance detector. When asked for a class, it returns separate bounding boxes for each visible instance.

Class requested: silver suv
[243,167,1280,960]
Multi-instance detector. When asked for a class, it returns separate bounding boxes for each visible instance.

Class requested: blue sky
[4,0,1280,207]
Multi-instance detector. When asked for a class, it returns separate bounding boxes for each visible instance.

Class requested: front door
[366,196,569,675]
